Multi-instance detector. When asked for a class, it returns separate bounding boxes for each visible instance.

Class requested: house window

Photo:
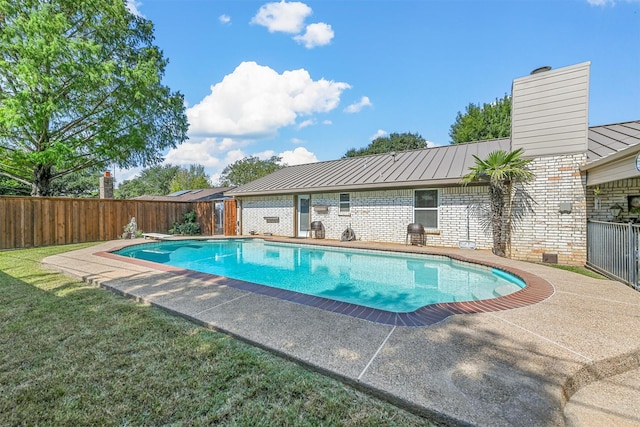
[414,189,438,228]
[339,193,350,213]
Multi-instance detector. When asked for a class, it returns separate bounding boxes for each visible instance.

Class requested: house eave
[226,178,469,197]
[582,142,640,171]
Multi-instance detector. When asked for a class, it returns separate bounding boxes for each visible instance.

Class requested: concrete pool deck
[42,238,640,426]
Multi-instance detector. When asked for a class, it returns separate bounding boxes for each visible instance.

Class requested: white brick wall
[587,178,640,222]
[238,188,494,249]
[509,153,587,265]
[311,190,414,242]
[436,187,493,249]
[237,154,588,265]
[241,195,294,236]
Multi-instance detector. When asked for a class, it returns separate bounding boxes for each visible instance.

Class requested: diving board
[142,233,174,240]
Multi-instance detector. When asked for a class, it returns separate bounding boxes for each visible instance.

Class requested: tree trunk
[31,164,53,197]
[489,183,506,257]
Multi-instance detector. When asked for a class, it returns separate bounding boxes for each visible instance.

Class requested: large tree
[48,169,103,197]
[0,168,103,196]
[0,0,188,196]
[343,132,427,158]
[168,164,211,193]
[449,95,511,144]
[218,156,285,187]
[462,148,534,257]
[115,164,181,199]
[0,175,29,195]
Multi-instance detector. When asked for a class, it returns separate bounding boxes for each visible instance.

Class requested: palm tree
[462,148,534,257]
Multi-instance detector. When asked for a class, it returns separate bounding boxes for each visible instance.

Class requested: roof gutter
[581,142,640,171]
[225,177,475,197]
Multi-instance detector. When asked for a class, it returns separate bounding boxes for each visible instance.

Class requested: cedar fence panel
[224,199,237,236]
[0,196,214,250]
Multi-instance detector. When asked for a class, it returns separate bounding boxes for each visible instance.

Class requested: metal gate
[587,220,640,290]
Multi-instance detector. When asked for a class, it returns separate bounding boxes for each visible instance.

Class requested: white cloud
[165,139,223,168]
[251,1,312,33]
[297,119,315,129]
[322,119,332,125]
[208,173,222,186]
[279,147,318,165]
[113,166,143,186]
[254,150,277,160]
[294,22,334,48]
[163,137,254,171]
[370,129,388,141]
[587,0,640,4]
[224,149,247,165]
[344,96,373,113]
[126,0,144,17]
[219,14,231,24]
[290,137,305,144]
[426,140,439,148]
[187,61,350,138]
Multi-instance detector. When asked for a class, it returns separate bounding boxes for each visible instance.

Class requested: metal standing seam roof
[586,120,640,164]
[134,187,234,202]
[225,120,640,197]
[226,139,511,196]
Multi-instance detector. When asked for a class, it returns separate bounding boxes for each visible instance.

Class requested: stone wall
[509,153,587,265]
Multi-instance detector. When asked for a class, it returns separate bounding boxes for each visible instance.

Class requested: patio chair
[406,223,425,246]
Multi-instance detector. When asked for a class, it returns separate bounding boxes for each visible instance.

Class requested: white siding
[512,62,590,157]
[587,154,640,186]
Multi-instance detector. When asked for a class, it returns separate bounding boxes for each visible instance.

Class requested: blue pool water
[115,239,525,313]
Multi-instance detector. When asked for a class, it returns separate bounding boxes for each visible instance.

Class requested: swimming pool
[114,239,525,313]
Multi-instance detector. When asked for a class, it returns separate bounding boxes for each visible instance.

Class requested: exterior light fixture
[610,203,623,219]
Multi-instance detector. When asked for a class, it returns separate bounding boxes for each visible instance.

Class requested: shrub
[169,210,201,235]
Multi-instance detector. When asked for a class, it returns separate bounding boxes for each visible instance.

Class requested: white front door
[297,195,310,237]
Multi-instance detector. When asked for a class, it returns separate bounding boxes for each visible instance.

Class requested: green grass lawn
[0,244,437,426]
[539,262,608,279]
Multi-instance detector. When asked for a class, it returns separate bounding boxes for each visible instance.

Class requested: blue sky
[120,0,640,184]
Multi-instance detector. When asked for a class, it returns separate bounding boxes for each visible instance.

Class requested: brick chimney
[99,171,114,199]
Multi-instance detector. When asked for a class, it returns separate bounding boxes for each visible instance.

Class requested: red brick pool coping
[97,240,555,327]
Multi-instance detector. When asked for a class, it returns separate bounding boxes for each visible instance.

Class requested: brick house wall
[586,178,640,222]
[241,195,294,236]
[238,187,494,249]
[237,154,590,265]
[509,153,587,265]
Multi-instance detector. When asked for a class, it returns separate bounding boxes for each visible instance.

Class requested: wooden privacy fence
[0,196,214,250]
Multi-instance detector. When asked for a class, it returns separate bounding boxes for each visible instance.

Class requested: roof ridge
[588,119,640,129]
[285,138,509,168]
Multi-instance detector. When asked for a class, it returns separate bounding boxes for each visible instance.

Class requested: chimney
[511,61,590,157]
[99,171,114,199]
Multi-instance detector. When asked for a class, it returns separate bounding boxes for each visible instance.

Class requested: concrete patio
[43,238,640,426]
